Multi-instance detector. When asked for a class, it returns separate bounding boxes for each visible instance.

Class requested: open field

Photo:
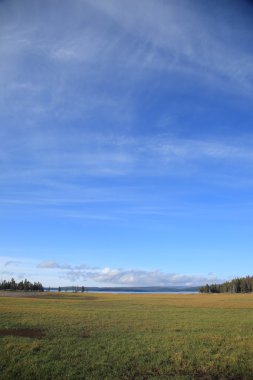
[1,293,253,379]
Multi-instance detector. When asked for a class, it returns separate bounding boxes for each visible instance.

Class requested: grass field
[1,292,253,379]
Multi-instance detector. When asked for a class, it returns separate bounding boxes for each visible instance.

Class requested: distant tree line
[199,276,253,293]
[0,278,44,292]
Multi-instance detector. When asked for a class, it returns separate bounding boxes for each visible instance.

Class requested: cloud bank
[0,256,222,287]
[37,260,219,287]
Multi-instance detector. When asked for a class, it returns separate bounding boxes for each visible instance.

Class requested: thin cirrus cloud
[1,131,253,224]
[1,0,253,186]
[37,260,94,270]
[1,135,253,216]
[37,260,72,270]
[2,132,253,179]
[51,0,253,99]
[1,0,253,124]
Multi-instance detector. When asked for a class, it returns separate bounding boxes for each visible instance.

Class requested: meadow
[1,292,253,379]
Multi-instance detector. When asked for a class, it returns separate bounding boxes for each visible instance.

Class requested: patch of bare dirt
[0,328,45,339]
[80,331,91,338]
[0,291,43,298]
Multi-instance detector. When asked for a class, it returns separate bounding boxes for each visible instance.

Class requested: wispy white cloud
[37,261,94,271]
[2,128,253,225]
[4,260,22,267]
[1,0,253,130]
[2,131,253,184]
[80,0,253,94]
[37,260,71,269]
[1,0,253,191]
[0,256,38,283]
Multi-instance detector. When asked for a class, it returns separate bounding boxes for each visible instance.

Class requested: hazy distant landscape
[45,286,200,293]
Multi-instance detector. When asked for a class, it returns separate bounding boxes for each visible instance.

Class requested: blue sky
[1,0,253,287]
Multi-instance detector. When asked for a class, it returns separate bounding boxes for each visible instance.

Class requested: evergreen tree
[199,276,253,294]
[0,278,44,292]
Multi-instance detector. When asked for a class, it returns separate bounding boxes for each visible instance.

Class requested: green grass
[1,292,253,379]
